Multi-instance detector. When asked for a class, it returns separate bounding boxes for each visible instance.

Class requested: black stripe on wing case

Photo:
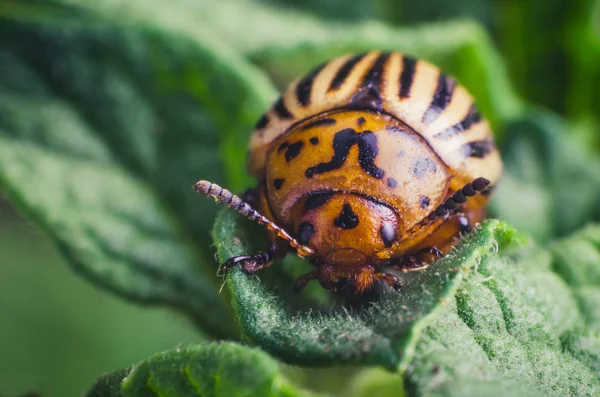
[399,56,417,99]
[273,97,293,119]
[361,52,390,89]
[459,139,494,158]
[254,114,269,129]
[422,73,457,124]
[350,52,390,110]
[296,63,326,106]
[328,53,368,91]
[433,104,482,140]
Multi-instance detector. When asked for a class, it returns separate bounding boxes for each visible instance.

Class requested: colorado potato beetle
[196,51,502,293]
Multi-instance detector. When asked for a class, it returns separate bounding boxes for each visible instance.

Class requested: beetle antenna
[407,177,491,235]
[194,180,314,257]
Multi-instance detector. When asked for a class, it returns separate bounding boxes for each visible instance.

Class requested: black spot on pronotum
[273,97,293,119]
[303,192,335,211]
[380,223,397,247]
[277,142,289,152]
[387,178,398,188]
[255,114,269,129]
[419,195,430,209]
[433,104,482,140]
[309,137,319,145]
[329,53,368,91]
[305,128,385,179]
[334,203,359,229]
[273,178,284,190]
[301,118,336,131]
[399,56,417,99]
[357,117,366,126]
[422,73,456,124]
[460,139,494,158]
[412,157,437,179]
[297,223,315,245]
[285,141,304,162]
[296,63,326,106]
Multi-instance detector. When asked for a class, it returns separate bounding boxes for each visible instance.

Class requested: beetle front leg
[374,272,402,290]
[219,250,273,276]
[293,271,319,293]
[392,246,441,272]
[219,238,287,276]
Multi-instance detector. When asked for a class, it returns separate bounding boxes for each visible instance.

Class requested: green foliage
[405,244,600,396]
[86,342,324,397]
[1,1,600,396]
[552,225,600,331]
[215,212,521,370]
[490,110,600,240]
[0,0,276,338]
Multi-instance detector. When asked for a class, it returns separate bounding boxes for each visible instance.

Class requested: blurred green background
[0,199,204,396]
[1,0,599,396]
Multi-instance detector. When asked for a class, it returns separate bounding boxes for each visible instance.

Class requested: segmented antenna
[194,180,314,257]
[406,177,491,236]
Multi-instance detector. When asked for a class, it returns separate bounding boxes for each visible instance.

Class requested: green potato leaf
[5,2,600,396]
[552,224,600,331]
[404,233,600,396]
[86,342,325,397]
[213,208,522,370]
[0,1,277,338]
[490,110,600,240]
[73,0,524,130]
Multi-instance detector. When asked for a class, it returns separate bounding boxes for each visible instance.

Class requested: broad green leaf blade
[0,2,276,337]
[213,208,522,370]
[86,342,326,397]
[552,224,600,331]
[404,230,600,397]
[54,0,523,129]
[87,369,129,397]
[490,110,600,241]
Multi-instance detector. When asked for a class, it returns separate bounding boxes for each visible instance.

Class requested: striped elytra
[197,51,502,294]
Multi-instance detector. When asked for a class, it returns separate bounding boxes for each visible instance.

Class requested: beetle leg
[219,250,274,276]
[393,257,429,272]
[392,246,441,273]
[293,271,319,293]
[426,246,443,259]
[374,272,402,290]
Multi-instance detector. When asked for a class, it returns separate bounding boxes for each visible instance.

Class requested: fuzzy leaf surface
[214,210,521,370]
[0,1,277,337]
[86,342,325,397]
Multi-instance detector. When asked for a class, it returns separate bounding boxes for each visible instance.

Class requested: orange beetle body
[196,51,502,293]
